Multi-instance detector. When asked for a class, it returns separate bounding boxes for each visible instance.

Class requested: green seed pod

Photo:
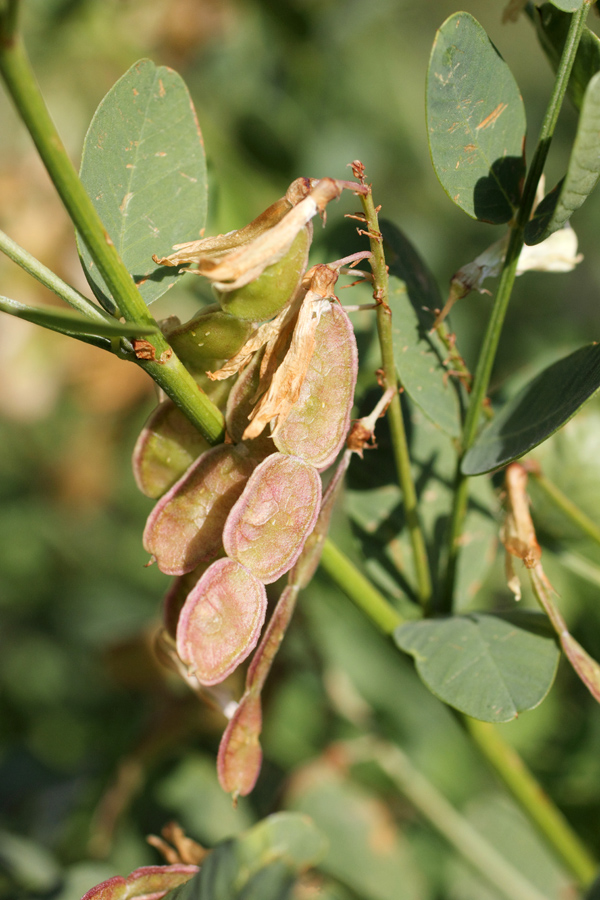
[132,400,211,499]
[176,558,267,686]
[223,452,321,583]
[165,304,255,371]
[215,225,311,322]
[273,304,357,470]
[143,443,263,576]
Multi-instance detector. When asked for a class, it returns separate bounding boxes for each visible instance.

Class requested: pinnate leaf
[427,13,526,223]
[462,343,600,475]
[79,59,207,310]
[223,453,321,583]
[273,304,358,469]
[176,558,267,685]
[394,612,559,722]
[526,71,600,244]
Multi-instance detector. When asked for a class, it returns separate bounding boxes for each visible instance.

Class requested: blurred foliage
[2,1,600,898]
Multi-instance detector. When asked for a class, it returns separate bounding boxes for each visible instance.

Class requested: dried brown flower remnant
[147,821,208,866]
[153,178,342,291]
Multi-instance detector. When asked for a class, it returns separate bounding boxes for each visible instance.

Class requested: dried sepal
[143,442,265,575]
[176,558,267,685]
[153,178,341,292]
[146,822,208,866]
[217,583,299,798]
[223,452,322,583]
[132,400,211,499]
[273,302,358,469]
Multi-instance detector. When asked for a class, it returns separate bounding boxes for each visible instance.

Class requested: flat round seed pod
[176,558,267,686]
[132,400,211,499]
[223,452,321,583]
[143,443,259,576]
[215,225,310,322]
[166,304,255,370]
[273,303,357,470]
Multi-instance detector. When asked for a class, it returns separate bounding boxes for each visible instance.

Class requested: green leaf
[585,873,600,899]
[381,221,462,437]
[79,58,207,311]
[533,3,600,111]
[0,295,158,339]
[163,813,327,900]
[426,12,526,223]
[462,344,600,475]
[526,71,600,244]
[394,612,560,723]
[548,0,586,10]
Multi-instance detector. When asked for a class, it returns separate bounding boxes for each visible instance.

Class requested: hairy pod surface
[215,225,311,321]
[132,400,211,499]
[143,443,263,575]
[166,304,256,370]
[176,558,267,686]
[223,452,321,583]
[273,303,357,470]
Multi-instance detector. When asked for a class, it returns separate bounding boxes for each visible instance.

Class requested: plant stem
[346,737,551,900]
[320,539,404,634]
[359,186,432,609]
[0,33,225,444]
[465,717,597,888]
[443,3,590,611]
[531,470,600,548]
[0,227,114,325]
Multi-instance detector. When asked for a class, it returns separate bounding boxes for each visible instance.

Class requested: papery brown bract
[165,304,256,370]
[223,453,321,583]
[132,400,211,499]
[274,304,357,470]
[143,442,263,575]
[176,558,267,685]
[81,865,198,900]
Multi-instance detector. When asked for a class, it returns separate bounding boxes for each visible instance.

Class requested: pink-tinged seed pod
[223,452,321,584]
[132,400,211,499]
[176,558,267,686]
[143,443,261,576]
[81,865,199,900]
[273,303,357,470]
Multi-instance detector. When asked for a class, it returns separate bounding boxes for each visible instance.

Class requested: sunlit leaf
[462,344,600,475]
[548,0,586,10]
[381,221,462,437]
[426,12,526,222]
[79,58,207,311]
[533,3,600,110]
[526,72,600,244]
[394,611,559,722]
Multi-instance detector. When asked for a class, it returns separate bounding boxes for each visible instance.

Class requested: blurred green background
[1,2,600,898]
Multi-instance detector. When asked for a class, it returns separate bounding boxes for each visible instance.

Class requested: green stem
[531,469,600,548]
[0,227,113,326]
[320,539,404,634]
[0,33,225,444]
[359,187,432,609]
[347,737,551,900]
[443,3,590,611]
[465,717,597,888]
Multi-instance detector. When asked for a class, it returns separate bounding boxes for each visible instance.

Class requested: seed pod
[165,304,256,370]
[223,452,321,583]
[143,443,261,575]
[176,558,267,686]
[132,400,211,499]
[273,303,357,470]
[217,583,298,797]
[215,225,311,322]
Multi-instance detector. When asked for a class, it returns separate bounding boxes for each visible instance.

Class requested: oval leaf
[526,71,600,244]
[223,453,322,583]
[462,343,600,475]
[143,443,261,575]
[176,558,267,685]
[427,13,526,223]
[132,400,211,499]
[549,0,586,10]
[273,304,358,469]
[533,4,600,111]
[79,59,207,310]
[381,221,462,437]
[394,612,560,723]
